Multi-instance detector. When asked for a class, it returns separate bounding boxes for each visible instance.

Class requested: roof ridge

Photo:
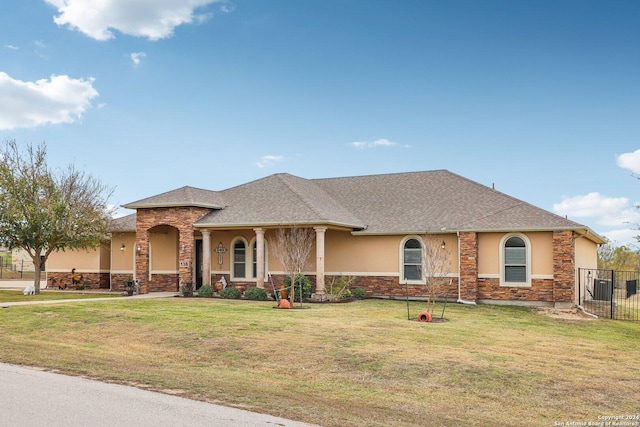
[276,174,328,220]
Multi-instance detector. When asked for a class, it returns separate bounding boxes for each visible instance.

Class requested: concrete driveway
[0,363,316,427]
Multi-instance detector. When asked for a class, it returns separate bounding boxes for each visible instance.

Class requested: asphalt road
[0,363,316,427]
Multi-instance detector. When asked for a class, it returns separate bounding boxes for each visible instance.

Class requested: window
[403,238,423,281]
[502,235,530,286]
[233,240,246,278]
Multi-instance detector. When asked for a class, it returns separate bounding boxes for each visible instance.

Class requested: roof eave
[194,220,366,230]
[122,202,224,210]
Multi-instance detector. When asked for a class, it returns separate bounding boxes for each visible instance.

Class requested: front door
[195,239,203,289]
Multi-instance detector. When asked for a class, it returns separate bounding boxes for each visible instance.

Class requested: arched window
[403,238,423,281]
[502,234,530,286]
[233,239,246,279]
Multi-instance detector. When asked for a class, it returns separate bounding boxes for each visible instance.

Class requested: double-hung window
[503,235,528,285]
[403,238,423,281]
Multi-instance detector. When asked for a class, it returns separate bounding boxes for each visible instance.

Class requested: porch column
[314,227,327,297]
[254,228,265,289]
[202,230,211,286]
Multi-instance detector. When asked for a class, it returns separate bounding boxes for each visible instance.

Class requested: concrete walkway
[0,280,177,307]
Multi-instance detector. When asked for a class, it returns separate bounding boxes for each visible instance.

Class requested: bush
[351,287,366,299]
[219,286,242,299]
[198,284,214,298]
[283,273,312,302]
[326,275,357,300]
[244,287,268,300]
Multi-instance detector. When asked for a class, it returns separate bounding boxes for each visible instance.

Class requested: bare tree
[421,235,453,315]
[272,226,314,304]
[0,140,114,293]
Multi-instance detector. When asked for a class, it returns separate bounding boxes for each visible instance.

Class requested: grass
[0,290,123,302]
[0,298,638,426]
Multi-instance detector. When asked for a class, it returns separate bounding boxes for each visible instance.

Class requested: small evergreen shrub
[219,286,242,299]
[351,287,366,299]
[244,286,268,300]
[284,273,312,302]
[198,284,214,298]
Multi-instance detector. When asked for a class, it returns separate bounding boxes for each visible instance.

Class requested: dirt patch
[534,307,597,320]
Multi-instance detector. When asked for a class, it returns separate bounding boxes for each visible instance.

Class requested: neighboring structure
[46,170,604,307]
[10,248,36,272]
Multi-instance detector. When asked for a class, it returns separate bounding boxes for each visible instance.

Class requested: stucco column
[314,227,327,297]
[202,230,211,286]
[254,228,265,289]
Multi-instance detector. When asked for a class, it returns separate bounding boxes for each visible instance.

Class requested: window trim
[231,237,249,280]
[499,233,532,287]
[399,236,426,285]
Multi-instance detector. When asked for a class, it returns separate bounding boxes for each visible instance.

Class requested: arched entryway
[147,224,180,292]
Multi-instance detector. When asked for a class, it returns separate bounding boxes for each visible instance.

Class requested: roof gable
[122,186,225,209]
[195,174,365,228]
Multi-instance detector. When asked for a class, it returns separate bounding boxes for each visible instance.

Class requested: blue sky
[1,0,640,246]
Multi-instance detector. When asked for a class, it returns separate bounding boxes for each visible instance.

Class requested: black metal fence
[578,268,640,321]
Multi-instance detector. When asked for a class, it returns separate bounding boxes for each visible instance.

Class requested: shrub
[219,286,242,299]
[75,284,85,291]
[283,273,312,302]
[244,287,268,300]
[198,284,214,298]
[326,275,357,300]
[351,287,366,299]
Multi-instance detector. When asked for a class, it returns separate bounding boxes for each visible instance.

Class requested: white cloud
[616,149,640,174]
[130,52,146,66]
[0,72,99,130]
[44,0,225,41]
[600,228,640,248]
[256,155,284,169]
[5,45,18,50]
[350,138,399,149]
[552,192,629,218]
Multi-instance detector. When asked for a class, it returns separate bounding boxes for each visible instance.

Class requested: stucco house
[46,170,603,308]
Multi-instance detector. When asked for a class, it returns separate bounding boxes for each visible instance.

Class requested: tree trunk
[32,252,42,294]
[289,273,295,304]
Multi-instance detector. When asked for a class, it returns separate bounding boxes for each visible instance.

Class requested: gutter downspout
[576,304,598,319]
[456,231,477,305]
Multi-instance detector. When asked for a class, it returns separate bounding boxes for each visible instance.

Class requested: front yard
[0,298,638,426]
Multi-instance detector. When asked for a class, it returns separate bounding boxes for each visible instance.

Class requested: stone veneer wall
[553,230,575,305]
[47,272,109,290]
[135,207,211,294]
[111,273,133,292]
[477,278,554,302]
[458,232,478,301]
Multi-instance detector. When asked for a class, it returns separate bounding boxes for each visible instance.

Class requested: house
[45,170,603,308]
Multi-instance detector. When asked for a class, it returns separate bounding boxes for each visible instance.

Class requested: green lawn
[0,298,638,427]
[0,290,122,302]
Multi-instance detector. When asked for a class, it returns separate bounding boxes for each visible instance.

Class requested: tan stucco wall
[111,232,136,271]
[575,235,598,270]
[205,229,460,278]
[150,227,178,271]
[324,232,399,273]
[47,245,108,273]
[478,232,554,276]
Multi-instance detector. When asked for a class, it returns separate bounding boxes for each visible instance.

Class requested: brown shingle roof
[312,170,587,234]
[118,170,602,241]
[109,213,136,232]
[195,174,365,228]
[122,186,225,209]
